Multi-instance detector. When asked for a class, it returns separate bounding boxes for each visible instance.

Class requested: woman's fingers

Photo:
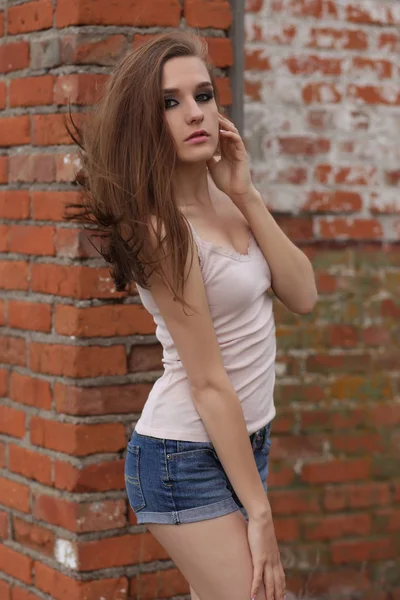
[273,562,286,599]
[264,564,275,600]
[250,562,263,600]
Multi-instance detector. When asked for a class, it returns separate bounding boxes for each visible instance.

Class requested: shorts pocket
[125,445,146,512]
[261,422,272,455]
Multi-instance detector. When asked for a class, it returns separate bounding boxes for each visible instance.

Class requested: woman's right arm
[146,223,270,521]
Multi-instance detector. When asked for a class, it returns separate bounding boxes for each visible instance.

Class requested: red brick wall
[245,0,400,597]
[0,1,232,599]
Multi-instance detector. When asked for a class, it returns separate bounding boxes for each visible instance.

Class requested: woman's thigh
[148,511,267,600]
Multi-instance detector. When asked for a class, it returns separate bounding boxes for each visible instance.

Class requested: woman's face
[162,56,219,163]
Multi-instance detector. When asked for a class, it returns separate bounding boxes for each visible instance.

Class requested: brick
[278,136,330,155]
[328,374,392,402]
[306,27,368,50]
[347,83,400,106]
[54,228,100,259]
[331,538,396,564]
[273,216,313,241]
[32,190,81,222]
[54,382,151,415]
[0,405,25,438]
[0,261,29,291]
[0,368,7,396]
[10,372,52,410]
[303,82,342,104]
[0,41,30,73]
[129,345,163,373]
[11,587,42,600]
[0,156,8,183]
[268,463,295,487]
[305,513,371,541]
[302,458,371,484]
[0,581,11,600]
[345,2,396,26]
[61,33,126,66]
[32,113,82,146]
[9,445,52,486]
[10,75,54,107]
[272,0,337,18]
[0,191,30,219]
[206,37,233,68]
[13,517,54,557]
[0,441,6,468]
[31,263,127,299]
[0,81,6,109]
[368,404,400,427]
[33,495,126,532]
[270,434,323,460]
[373,508,400,534]
[56,0,181,27]
[31,35,60,69]
[130,569,189,600]
[0,477,30,513]
[55,151,81,182]
[55,304,155,337]
[8,300,52,333]
[185,0,232,28]
[54,458,125,492]
[274,517,299,542]
[78,532,168,571]
[244,78,261,101]
[54,73,109,105]
[0,511,8,539]
[9,154,55,183]
[0,224,8,252]
[350,57,393,79]
[8,225,55,256]
[300,570,370,597]
[378,32,400,53]
[314,164,378,186]
[30,342,127,377]
[285,55,342,76]
[268,489,320,515]
[30,417,126,456]
[0,115,30,146]
[0,12,4,37]
[0,299,5,325]
[0,335,27,367]
[245,48,270,71]
[35,562,128,600]
[8,0,53,34]
[302,190,362,213]
[0,544,33,584]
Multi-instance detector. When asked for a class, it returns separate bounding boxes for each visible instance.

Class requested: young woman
[67,29,317,600]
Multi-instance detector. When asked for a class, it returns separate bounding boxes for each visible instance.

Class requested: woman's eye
[164,91,214,109]
[197,92,214,102]
[164,98,177,109]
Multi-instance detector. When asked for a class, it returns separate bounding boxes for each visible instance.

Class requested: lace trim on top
[187,220,255,263]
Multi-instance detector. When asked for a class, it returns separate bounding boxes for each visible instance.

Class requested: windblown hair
[65,29,220,310]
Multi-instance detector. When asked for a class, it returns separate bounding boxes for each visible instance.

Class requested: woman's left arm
[208,112,318,315]
[235,186,318,315]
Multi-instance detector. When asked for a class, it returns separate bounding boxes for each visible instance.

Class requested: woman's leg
[147,510,267,600]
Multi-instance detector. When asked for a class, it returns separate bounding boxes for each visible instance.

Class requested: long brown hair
[65,29,221,310]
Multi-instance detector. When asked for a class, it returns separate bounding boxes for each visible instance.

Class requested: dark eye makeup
[164,91,214,110]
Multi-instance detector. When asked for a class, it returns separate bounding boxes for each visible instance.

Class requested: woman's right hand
[247,513,286,600]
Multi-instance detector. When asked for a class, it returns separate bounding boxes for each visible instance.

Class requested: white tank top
[134,221,276,442]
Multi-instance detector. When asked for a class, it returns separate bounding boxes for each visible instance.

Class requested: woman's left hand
[207,113,256,207]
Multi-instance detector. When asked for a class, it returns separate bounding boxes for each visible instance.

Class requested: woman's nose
[186,101,204,123]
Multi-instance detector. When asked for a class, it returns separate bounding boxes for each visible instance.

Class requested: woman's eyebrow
[162,81,213,95]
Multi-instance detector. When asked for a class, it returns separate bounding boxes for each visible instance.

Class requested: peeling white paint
[55,539,78,569]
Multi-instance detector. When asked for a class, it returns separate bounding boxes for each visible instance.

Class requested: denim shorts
[125,422,272,525]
